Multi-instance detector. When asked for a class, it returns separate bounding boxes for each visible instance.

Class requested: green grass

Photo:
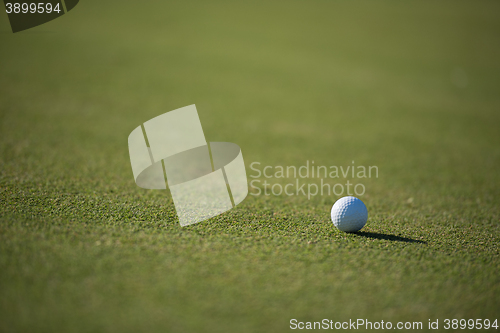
[1,0,499,332]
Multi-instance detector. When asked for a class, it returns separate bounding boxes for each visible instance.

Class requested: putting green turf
[0,1,499,332]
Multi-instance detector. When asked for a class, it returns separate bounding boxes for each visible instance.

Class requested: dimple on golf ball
[331,196,368,232]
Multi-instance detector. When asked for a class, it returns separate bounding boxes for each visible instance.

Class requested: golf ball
[331,196,368,232]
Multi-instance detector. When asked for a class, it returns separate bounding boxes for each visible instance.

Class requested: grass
[0,0,499,332]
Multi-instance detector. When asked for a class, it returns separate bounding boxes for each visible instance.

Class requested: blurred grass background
[0,1,499,332]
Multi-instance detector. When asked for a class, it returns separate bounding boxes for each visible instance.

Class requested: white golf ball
[331,196,368,232]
